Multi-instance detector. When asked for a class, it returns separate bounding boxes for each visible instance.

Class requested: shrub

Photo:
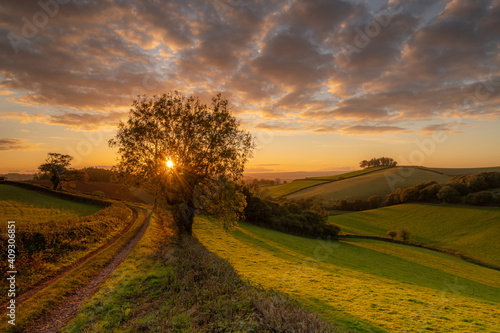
[466,191,495,205]
[386,189,402,206]
[466,174,488,192]
[418,183,442,202]
[436,186,461,203]
[386,230,397,240]
[398,228,411,242]
[368,195,384,209]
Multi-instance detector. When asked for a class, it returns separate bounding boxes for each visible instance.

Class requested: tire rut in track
[0,205,139,313]
[21,208,150,333]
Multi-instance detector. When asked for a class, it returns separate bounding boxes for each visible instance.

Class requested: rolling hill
[285,167,450,202]
[194,217,500,332]
[262,166,392,198]
[329,203,500,266]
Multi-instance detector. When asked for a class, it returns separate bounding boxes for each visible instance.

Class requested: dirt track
[21,208,150,333]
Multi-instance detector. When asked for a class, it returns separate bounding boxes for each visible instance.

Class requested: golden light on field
[166,160,174,168]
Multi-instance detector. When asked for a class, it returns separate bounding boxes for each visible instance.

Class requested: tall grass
[64,211,339,332]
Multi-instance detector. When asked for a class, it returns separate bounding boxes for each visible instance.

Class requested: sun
[166,160,174,168]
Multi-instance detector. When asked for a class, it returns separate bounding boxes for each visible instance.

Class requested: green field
[263,167,391,198]
[330,203,500,266]
[422,166,500,177]
[262,180,328,198]
[286,167,450,202]
[194,217,500,332]
[307,166,392,181]
[0,184,101,225]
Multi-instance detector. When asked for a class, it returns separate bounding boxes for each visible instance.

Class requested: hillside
[194,217,500,332]
[286,167,450,202]
[330,203,500,266]
[263,166,392,198]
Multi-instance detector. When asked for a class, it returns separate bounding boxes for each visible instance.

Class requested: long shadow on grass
[231,222,500,304]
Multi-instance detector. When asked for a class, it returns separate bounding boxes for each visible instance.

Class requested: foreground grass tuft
[65,212,338,332]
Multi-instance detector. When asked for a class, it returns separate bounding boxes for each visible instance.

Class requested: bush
[466,191,495,205]
[398,228,411,242]
[368,195,384,209]
[418,183,442,202]
[386,189,402,206]
[386,230,397,240]
[466,174,488,192]
[436,186,461,203]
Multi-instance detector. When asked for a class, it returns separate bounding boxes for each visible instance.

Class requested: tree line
[359,157,397,169]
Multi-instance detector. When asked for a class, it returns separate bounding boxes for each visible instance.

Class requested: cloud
[0,0,498,134]
[0,111,126,130]
[0,138,36,151]
[340,125,411,135]
[421,122,464,135]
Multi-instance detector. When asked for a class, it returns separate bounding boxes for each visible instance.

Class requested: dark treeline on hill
[240,186,340,238]
[387,171,500,206]
[326,171,500,212]
[359,157,397,169]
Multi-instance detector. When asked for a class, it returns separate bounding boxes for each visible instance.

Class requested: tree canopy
[359,157,397,169]
[37,153,88,190]
[109,91,254,234]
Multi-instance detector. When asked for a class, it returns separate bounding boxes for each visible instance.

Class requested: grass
[0,184,101,224]
[263,167,392,198]
[194,217,500,332]
[286,167,450,202]
[263,180,328,198]
[63,212,338,332]
[0,185,131,304]
[330,203,500,266]
[0,205,145,333]
[307,166,392,181]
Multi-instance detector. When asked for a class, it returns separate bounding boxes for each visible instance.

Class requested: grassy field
[63,213,337,332]
[286,167,450,202]
[0,184,130,302]
[263,167,391,198]
[422,166,500,176]
[194,217,500,332]
[262,180,328,198]
[330,203,500,266]
[307,166,392,181]
[0,184,101,225]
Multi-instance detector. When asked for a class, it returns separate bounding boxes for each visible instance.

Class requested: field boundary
[340,234,500,271]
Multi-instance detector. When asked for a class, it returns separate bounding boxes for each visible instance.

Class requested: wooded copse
[359,157,397,169]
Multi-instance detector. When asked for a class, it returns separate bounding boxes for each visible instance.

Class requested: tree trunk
[175,201,196,235]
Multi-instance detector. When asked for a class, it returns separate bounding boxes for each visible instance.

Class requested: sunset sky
[1,0,499,174]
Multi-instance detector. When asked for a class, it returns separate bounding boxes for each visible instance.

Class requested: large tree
[37,153,88,190]
[109,92,254,235]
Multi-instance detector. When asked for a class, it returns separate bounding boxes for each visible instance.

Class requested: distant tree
[386,230,397,240]
[109,92,254,235]
[466,174,488,193]
[82,167,116,183]
[398,228,411,242]
[367,195,384,209]
[0,176,5,181]
[418,183,441,202]
[37,153,88,190]
[466,191,494,206]
[436,186,461,203]
[359,157,397,169]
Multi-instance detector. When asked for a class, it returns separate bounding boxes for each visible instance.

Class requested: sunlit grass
[330,203,500,266]
[0,184,100,224]
[195,217,500,333]
[286,167,451,202]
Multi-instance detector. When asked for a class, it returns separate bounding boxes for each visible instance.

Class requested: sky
[0,0,499,174]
